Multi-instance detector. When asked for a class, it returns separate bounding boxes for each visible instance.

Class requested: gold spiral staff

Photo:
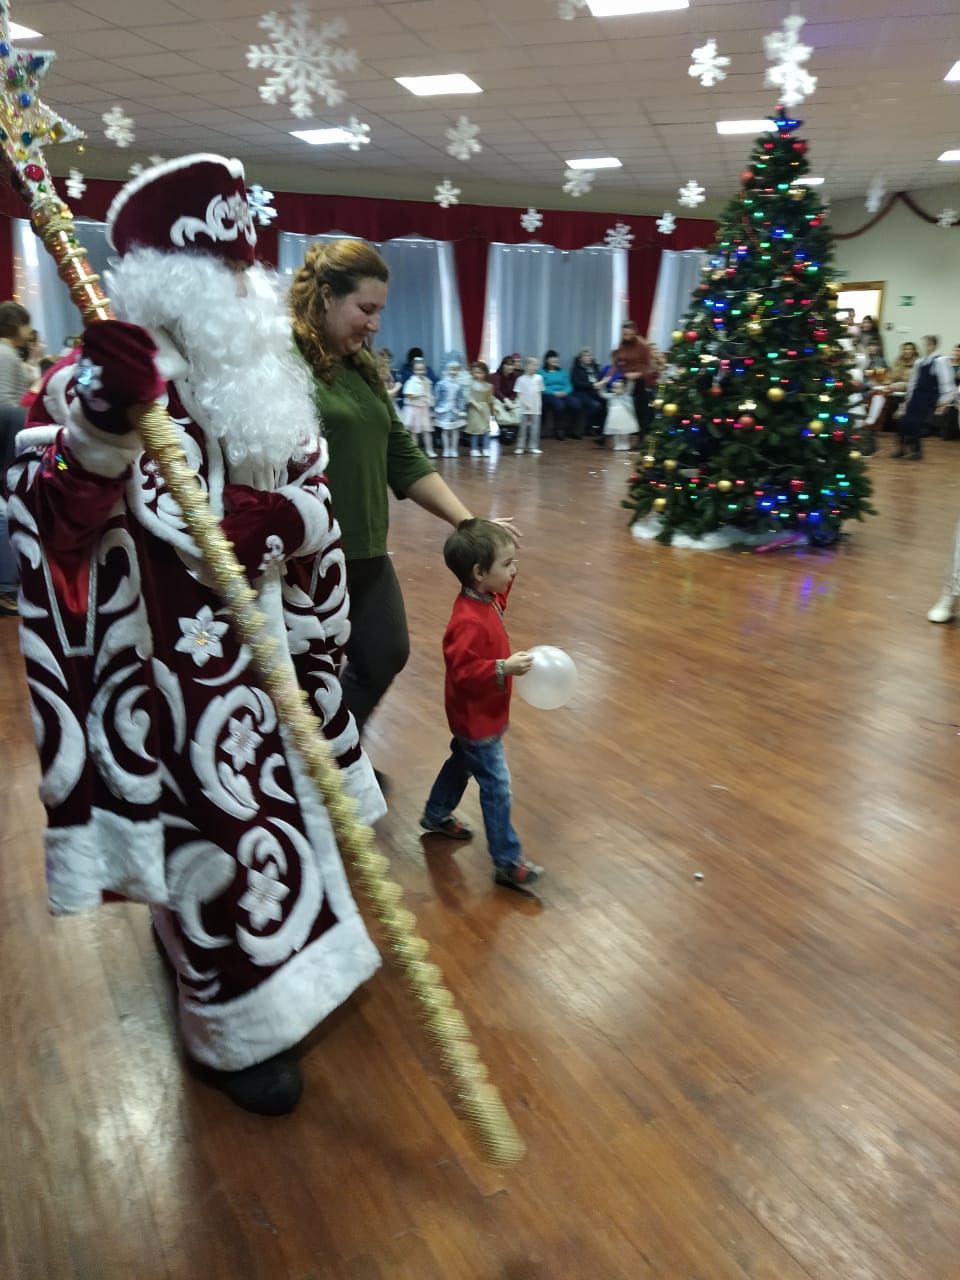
[0,71,524,1162]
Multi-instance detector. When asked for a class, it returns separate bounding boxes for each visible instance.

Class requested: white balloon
[516,645,578,710]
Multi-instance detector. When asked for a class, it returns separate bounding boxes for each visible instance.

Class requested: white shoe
[481,448,490,456]
[927,593,956,623]
[471,450,480,458]
[514,447,524,455]
[426,449,437,458]
[530,448,543,455]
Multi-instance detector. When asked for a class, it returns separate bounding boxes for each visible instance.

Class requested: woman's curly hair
[290,238,390,392]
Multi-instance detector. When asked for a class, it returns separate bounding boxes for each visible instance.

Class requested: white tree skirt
[630,515,808,551]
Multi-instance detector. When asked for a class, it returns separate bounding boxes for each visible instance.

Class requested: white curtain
[481,242,626,369]
[14,218,112,354]
[278,231,464,369]
[647,249,708,352]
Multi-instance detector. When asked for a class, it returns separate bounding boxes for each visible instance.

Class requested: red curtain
[0,176,712,355]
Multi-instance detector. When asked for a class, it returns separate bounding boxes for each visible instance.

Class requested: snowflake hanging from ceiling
[102,104,135,148]
[677,179,706,208]
[604,221,634,250]
[557,0,589,17]
[763,14,817,108]
[248,184,278,226]
[445,115,482,162]
[563,167,594,197]
[434,179,461,209]
[864,176,886,214]
[65,168,86,201]
[656,210,676,235]
[128,154,165,178]
[936,207,958,228]
[520,206,543,233]
[345,116,370,151]
[247,4,358,118]
[689,39,730,88]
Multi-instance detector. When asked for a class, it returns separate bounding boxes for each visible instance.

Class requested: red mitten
[75,320,166,433]
[221,483,306,582]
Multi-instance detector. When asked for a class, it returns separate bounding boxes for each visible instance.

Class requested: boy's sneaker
[420,812,473,841]
[494,859,543,889]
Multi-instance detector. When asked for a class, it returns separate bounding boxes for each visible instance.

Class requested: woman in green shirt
[290,239,506,744]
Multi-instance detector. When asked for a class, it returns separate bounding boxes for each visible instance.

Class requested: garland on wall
[833,190,960,239]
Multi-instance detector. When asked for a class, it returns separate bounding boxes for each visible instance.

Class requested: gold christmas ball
[663,458,678,471]
[717,479,733,492]
[671,329,684,343]
[818,393,831,402]
[789,187,805,200]
[642,454,655,467]
[746,320,763,335]
[767,386,786,402]
[827,296,838,309]
[662,403,679,417]
[653,497,667,512]
[808,419,821,430]
[652,397,664,409]
[848,450,862,460]
[711,270,724,280]
[747,291,761,305]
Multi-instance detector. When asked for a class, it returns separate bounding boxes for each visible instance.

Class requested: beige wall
[830,182,960,354]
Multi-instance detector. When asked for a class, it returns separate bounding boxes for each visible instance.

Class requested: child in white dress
[513,357,544,455]
[602,376,638,450]
[434,359,468,457]
[402,357,436,457]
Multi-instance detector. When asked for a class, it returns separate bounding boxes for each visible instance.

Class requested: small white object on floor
[694,872,705,881]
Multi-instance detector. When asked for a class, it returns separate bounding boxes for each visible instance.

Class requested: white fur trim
[46,810,169,915]
[15,424,57,456]
[149,329,190,382]
[176,913,380,1070]
[106,154,246,250]
[337,754,387,827]
[64,402,142,477]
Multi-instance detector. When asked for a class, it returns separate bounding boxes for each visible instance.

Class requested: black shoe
[494,859,544,890]
[420,812,473,840]
[908,452,923,461]
[204,1053,303,1115]
[0,592,18,618]
[373,768,392,798]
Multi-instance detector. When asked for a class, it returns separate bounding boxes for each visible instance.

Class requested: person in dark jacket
[894,335,954,459]
[569,347,607,437]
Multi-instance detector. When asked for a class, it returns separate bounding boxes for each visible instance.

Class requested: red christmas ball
[741,169,754,184]
[709,384,723,397]
[738,414,756,428]
[832,429,845,441]
[24,163,43,182]
[813,328,828,341]
[790,478,803,490]
[725,266,737,278]
[685,329,698,342]
[792,140,807,154]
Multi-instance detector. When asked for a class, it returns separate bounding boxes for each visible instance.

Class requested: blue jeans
[425,734,522,869]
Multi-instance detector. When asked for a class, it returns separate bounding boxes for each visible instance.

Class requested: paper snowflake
[656,210,676,235]
[248,183,277,226]
[345,116,370,151]
[678,179,706,208]
[605,222,634,250]
[563,167,594,197]
[937,208,958,228]
[445,115,481,162]
[65,168,86,201]
[865,176,886,214]
[247,4,358,118]
[434,179,461,209]
[763,14,817,108]
[128,154,165,178]
[558,0,589,17]
[103,104,135,148]
[689,39,730,88]
[520,207,543,233]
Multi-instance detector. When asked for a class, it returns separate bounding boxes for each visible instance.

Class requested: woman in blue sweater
[541,349,574,439]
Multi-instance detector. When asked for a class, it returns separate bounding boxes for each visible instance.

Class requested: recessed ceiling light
[587,0,689,14]
[716,119,776,135]
[9,22,42,38]
[944,60,960,82]
[938,149,960,161]
[566,156,622,170]
[395,74,482,97]
[792,176,824,185]
[290,128,356,145]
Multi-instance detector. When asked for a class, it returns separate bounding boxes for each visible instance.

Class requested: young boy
[420,519,544,888]
[513,357,544,456]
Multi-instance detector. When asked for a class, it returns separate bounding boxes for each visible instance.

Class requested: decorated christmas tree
[625,108,873,547]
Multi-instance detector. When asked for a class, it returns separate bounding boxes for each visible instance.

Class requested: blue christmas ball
[18,92,32,107]
[0,42,10,57]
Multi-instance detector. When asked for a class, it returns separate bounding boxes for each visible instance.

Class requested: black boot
[203,1053,304,1115]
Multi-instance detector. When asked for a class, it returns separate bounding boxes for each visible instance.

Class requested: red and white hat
[106,154,257,266]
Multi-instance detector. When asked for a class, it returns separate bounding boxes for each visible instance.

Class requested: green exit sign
[899,295,915,307]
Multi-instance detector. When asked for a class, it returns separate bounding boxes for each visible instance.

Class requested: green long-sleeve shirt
[313,361,436,561]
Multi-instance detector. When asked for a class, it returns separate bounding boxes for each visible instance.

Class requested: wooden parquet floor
[3,437,960,1280]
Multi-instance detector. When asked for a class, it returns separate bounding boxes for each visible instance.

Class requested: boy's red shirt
[442,582,514,740]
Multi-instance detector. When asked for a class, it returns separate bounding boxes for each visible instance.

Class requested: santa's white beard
[105,249,319,474]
